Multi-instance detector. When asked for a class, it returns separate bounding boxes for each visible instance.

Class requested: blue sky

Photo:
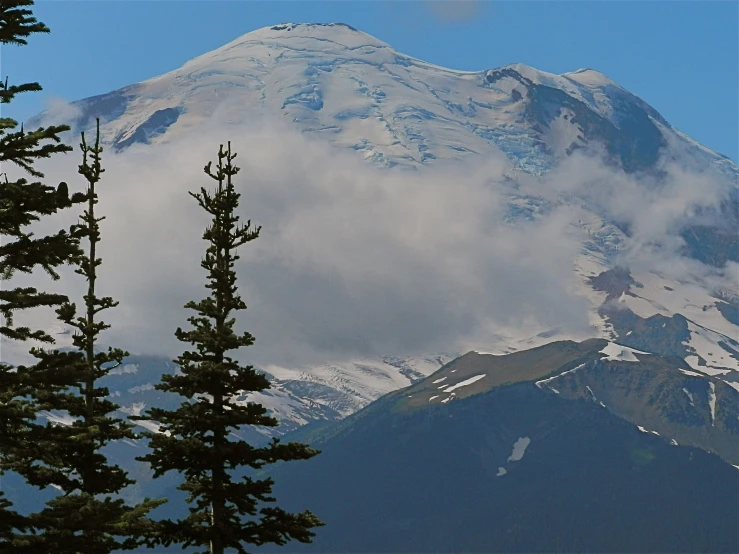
[4,0,738,161]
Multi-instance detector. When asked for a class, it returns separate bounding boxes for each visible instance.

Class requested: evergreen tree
[136,142,323,554]
[0,0,84,545]
[4,121,164,553]
[0,0,82,338]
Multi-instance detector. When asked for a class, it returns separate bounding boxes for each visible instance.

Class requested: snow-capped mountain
[2,322,454,437]
[34,22,736,178]
[24,22,739,434]
[105,352,457,437]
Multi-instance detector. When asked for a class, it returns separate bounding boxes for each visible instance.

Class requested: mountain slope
[300,338,739,465]
[402,339,739,465]
[31,22,736,178]
[20,21,739,435]
[263,353,739,553]
[104,352,455,437]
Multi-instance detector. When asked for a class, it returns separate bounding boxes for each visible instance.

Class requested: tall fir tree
[0,0,84,546]
[0,0,82,339]
[3,121,164,553]
[136,142,323,554]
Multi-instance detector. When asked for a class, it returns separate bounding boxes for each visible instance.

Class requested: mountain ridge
[263,366,739,553]
[18,21,739,442]
[29,22,737,175]
[293,337,739,467]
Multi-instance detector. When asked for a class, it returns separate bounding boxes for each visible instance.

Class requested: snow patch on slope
[119,402,146,417]
[445,374,487,393]
[262,354,451,415]
[684,322,738,376]
[617,271,738,339]
[38,411,77,426]
[536,362,588,388]
[599,342,650,362]
[507,437,531,462]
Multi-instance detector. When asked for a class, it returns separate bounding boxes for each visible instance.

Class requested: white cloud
[29,97,83,135]
[3,112,735,368]
[539,150,735,265]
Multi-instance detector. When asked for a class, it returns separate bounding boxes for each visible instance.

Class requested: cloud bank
[3,107,735,368]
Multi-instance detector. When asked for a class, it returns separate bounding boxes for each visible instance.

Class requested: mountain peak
[492,63,619,90]
[35,20,736,180]
[268,22,359,32]
[232,21,391,49]
[562,67,618,87]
